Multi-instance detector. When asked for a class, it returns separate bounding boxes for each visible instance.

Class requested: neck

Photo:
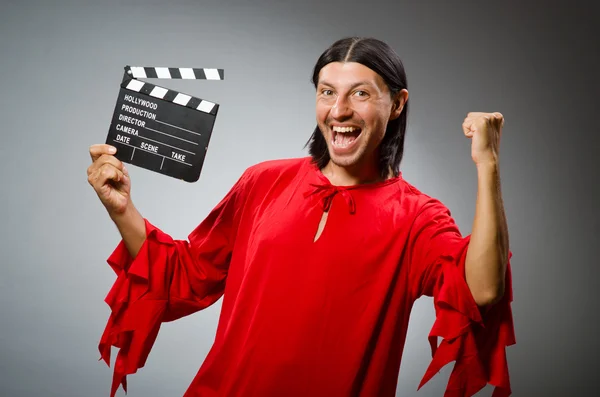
[322,158,385,186]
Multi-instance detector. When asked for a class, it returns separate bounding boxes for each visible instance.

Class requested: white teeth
[332,126,357,133]
[331,126,360,149]
[333,132,357,148]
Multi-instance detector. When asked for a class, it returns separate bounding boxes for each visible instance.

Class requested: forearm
[110,201,147,259]
[465,161,509,306]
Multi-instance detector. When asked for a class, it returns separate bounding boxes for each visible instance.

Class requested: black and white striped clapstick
[106,65,224,182]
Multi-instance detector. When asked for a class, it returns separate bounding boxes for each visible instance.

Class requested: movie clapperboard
[106,66,224,182]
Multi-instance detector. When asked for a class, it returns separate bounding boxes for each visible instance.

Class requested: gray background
[1,0,598,396]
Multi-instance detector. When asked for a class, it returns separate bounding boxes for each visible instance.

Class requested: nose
[331,96,353,119]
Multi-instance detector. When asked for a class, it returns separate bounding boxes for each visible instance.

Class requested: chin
[329,154,357,168]
[327,147,365,169]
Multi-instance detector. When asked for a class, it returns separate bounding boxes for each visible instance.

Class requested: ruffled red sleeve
[409,198,516,396]
[98,169,252,397]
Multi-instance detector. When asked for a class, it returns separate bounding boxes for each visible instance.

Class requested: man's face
[316,61,406,172]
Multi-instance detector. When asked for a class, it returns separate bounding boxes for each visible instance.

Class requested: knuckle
[98,154,113,166]
[89,170,100,186]
[99,165,111,178]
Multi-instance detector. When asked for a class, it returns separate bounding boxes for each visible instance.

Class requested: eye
[322,89,333,96]
[354,90,368,97]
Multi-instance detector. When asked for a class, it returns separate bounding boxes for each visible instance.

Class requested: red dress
[99,157,515,397]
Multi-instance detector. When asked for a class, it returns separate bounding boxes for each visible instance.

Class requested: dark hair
[305,37,409,179]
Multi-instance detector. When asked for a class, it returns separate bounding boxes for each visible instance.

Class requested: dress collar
[303,159,402,214]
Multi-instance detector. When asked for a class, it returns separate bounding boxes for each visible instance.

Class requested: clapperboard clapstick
[106,66,224,182]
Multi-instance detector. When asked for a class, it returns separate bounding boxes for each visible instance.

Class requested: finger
[87,153,123,178]
[90,163,125,188]
[493,112,505,127]
[96,153,126,172]
[467,112,484,119]
[462,120,474,137]
[100,153,125,169]
[89,144,117,162]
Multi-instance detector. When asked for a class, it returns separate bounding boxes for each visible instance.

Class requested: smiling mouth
[332,126,362,149]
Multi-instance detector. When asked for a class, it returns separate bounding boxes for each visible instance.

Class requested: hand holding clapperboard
[105,66,224,182]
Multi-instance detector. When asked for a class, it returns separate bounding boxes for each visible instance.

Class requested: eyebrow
[318,80,375,90]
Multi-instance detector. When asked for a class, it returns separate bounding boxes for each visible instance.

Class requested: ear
[390,89,408,120]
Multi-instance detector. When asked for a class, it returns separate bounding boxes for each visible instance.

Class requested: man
[88,37,514,397]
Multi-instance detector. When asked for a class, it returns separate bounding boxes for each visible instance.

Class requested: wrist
[475,162,501,191]
[476,160,499,175]
[110,200,137,225]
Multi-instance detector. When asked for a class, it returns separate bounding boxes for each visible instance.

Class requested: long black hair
[306,37,409,179]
